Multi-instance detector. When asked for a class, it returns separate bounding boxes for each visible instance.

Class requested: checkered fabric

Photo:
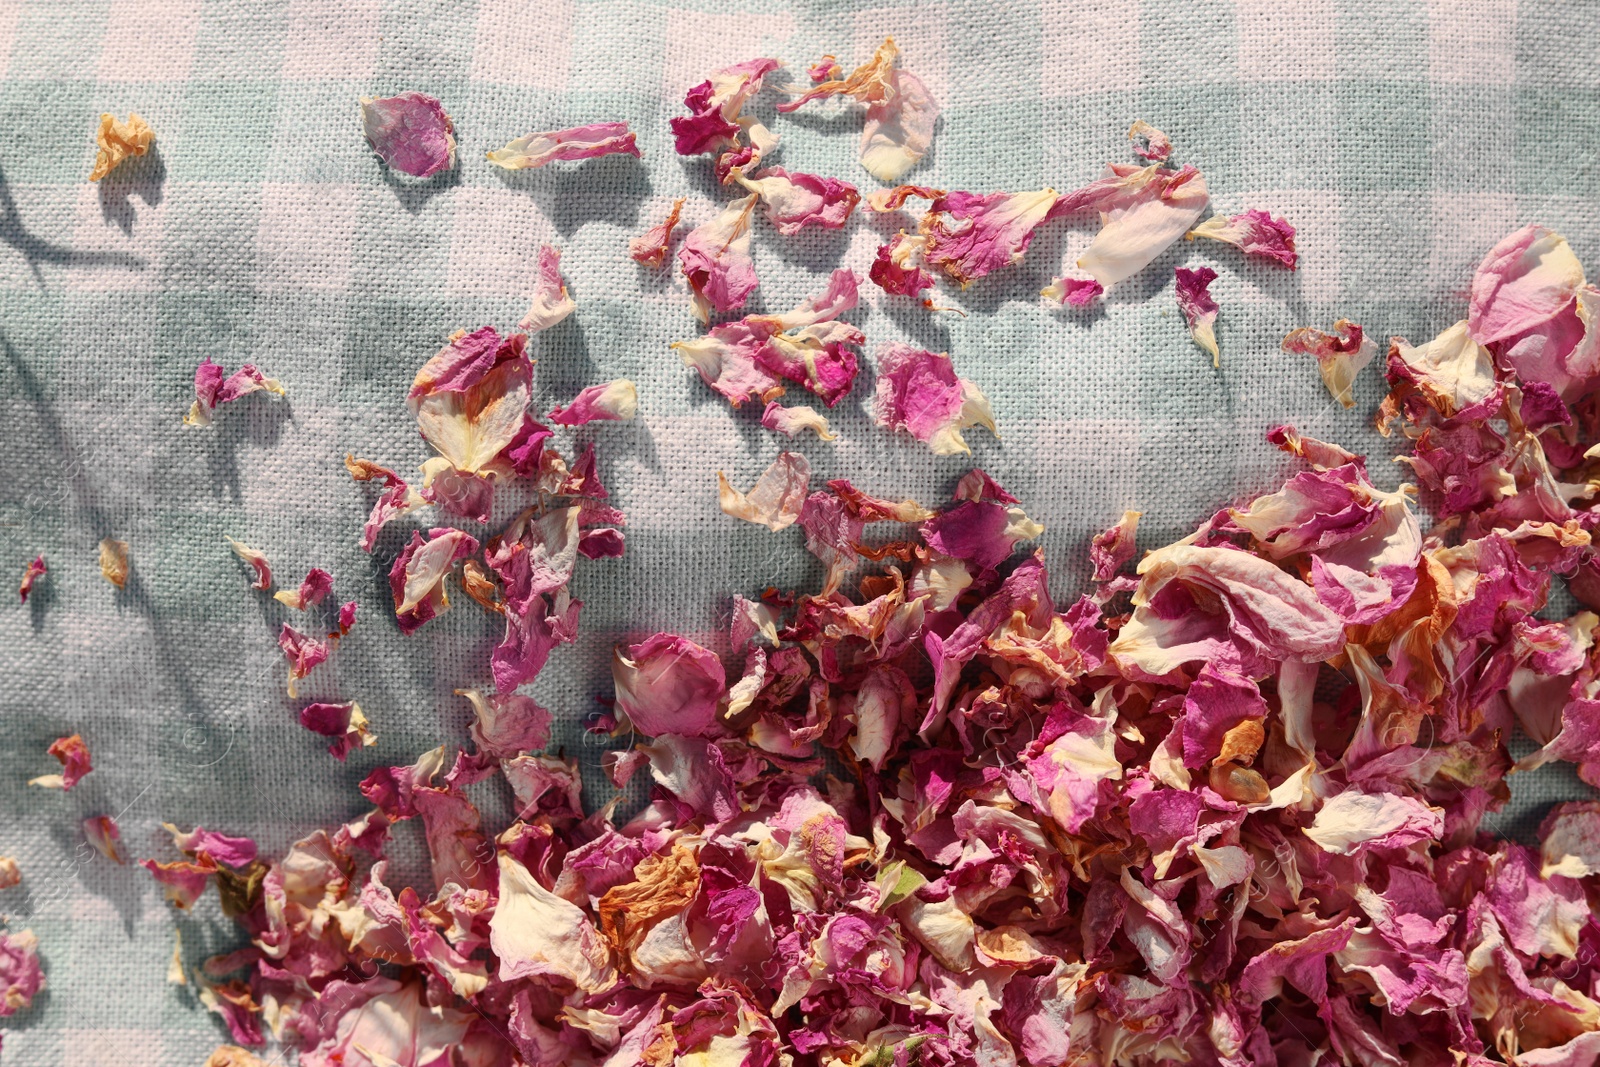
[0,0,1596,1061]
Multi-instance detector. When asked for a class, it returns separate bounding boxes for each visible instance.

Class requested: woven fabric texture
[0,0,1596,1062]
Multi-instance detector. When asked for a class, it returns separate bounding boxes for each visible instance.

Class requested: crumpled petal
[29,734,92,791]
[1282,318,1377,408]
[719,452,811,532]
[1040,273,1104,307]
[679,194,760,321]
[346,455,427,552]
[674,269,862,406]
[273,567,333,611]
[780,38,938,182]
[1174,266,1220,366]
[184,358,285,426]
[733,167,860,235]
[90,112,152,182]
[1127,119,1172,163]
[671,57,782,181]
[18,554,45,604]
[1186,209,1298,269]
[875,187,1061,288]
[455,688,551,759]
[548,380,637,426]
[360,92,456,178]
[98,537,129,588]
[873,343,996,455]
[299,701,376,761]
[83,815,127,864]
[0,929,44,1017]
[390,528,480,634]
[630,197,685,267]
[486,121,639,170]
[278,623,329,696]
[224,538,271,591]
[519,245,576,333]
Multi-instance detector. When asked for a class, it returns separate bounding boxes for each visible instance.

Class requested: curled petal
[84,815,127,864]
[273,567,333,611]
[1174,266,1221,367]
[390,528,480,634]
[1283,318,1376,408]
[629,197,685,267]
[486,121,639,170]
[19,554,46,603]
[733,167,860,235]
[299,701,376,761]
[761,401,836,440]
[346,454,427,552]
[1056,163,1209,287]
[549,380,638,426]
[224,538,272,591]
[98,538,129,588]
[519,245,576,333]
[1127,119,1172,163]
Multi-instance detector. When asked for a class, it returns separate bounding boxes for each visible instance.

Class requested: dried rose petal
[873,343,996,454]
[17,554,45,603]
[273,567,332,611]
[1040,274,1104,307]
[277,623,328,697]
[1282,318,1376,408]
[761,401,836,440]
[0,929,44,1016]
[1187,208,1299,269]
[519,245,576,333]
[1127,119,1172,163]
[548,380,638,426]
[486,121,639,170]
[1053,162,1210,288]
[781,38,938,182]
[298,701,376,761]
[390,528,480,635]
[679,194,760,321]
[83,815,127,864]
[98,538,129,588]
[29,734,92,791]
[90,112,152,181]
[223,538,271,591]
[346,454,427,552]
[733,167,860,235]
[1174,265,1220,366]
[184,359,285,426]
[361,92,456,178]
[611,633,724,738]
[630,197,686,267]
[719,452,811,532]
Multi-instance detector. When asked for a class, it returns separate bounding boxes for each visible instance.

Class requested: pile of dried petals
[129,219,1600,1067]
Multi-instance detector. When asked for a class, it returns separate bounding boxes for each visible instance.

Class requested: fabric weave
[0,0,1596,1061]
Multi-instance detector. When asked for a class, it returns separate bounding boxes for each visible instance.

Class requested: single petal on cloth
[390,528,479,634]
[860,66,938,181]
[1282,318,1377,408]
[548,380,637,426]
[35,734,91,790]
[486,121,639,170]
[519,245,576,333]
[1055,163,1209,287]
[360,92,456,178]
[13,554,45,609]
[224,538,271,591]
[83,815,127,864]
[873,343,996,455]
[412,341,533,474]
[1186,209,1298,269]
[1127,119,1172,163]
[1040,274,1103,307]
[98,538,129,588]
[298,701,376,761]
[277,623,329,696]
[273,567,333,611]
[761,401,836,440]
[679,194,759,321]
[612,632,725,738]
[870,233,938,301]
[90,112,152,181]
[733,167,860,235]
[1174,266,1220,366]
[630,197,686,267]
[719,452,811,532]
[346,455,427,553]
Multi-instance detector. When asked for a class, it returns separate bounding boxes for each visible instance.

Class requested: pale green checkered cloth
[0,0,1596,1061]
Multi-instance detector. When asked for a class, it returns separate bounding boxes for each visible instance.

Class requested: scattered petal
[629,197,686,267]
[1187,209,1299,269]
[1283,318,1377,408]
[361,92,456,177]
[761,401,836,440]
[873,343,996,455]
[98,538,129,588]
[83,815,127,864]
[719,452,811,532]
[90,112,152,182]
[18,554,45,603]
[549,380,638,426]
[519,244,576,333]
[1174,265,1220,367]
[486,121,639,170]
